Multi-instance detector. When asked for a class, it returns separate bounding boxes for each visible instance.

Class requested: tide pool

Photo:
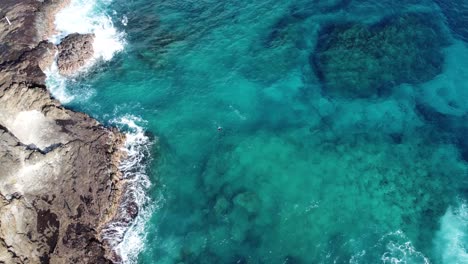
[49,0,468,263]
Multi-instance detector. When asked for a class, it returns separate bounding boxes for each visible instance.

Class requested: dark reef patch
[312,12,449,98]
[433,0,468,42]
[290,0,352,18]
[265,0,352,47]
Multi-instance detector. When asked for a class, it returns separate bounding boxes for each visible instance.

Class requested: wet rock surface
[57,33,95,76]
[312,12,449,98]
[0,1,126,263]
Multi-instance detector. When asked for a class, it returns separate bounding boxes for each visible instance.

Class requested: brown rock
[0,1,128,263]
[57,33,95,76]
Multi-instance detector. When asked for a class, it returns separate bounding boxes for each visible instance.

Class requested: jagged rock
[0,1,127,263]
[57,33,95,76]
[312,12,449,98]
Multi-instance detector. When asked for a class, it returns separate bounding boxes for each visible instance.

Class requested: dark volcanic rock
[312,12,449,98]
[57,33,95,76]
[0,1,127,263]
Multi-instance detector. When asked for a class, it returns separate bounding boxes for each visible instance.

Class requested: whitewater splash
[433,200,468,264]
[44,62,75,103]
[102,115,155,264]
[44,2,152,262]
[51,0,125,61]
[45,0,125,102]
[380,231,430,264]
[349,230,430,264]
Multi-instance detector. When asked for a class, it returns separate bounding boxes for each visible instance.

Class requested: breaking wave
[101,115,155,264]
[45,0,125,102]
[433,199,468,264]
[51,0,125,61]
[45,2,151,262]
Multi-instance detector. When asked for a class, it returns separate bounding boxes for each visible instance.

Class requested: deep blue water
[57,0,468,263]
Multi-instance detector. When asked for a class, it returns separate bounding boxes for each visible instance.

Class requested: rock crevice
[0,1,126,263]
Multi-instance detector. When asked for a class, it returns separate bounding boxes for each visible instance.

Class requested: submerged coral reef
[313,12,449,97]
[35,0,468,263]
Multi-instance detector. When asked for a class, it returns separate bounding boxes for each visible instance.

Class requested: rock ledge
[0,1,127,263]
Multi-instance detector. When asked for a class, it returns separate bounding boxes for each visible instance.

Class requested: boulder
[57,33,95,76]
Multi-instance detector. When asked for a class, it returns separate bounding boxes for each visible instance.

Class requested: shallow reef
[52,0,468,263]
[434,0,468,42]
[163,130,467,263]
[312,12,449,98]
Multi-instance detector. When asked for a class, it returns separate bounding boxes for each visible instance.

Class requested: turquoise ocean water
[49,0,468,263]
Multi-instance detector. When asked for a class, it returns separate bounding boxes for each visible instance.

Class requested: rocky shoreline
[0,0,131,263]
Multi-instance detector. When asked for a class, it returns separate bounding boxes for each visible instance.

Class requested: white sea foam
[347,230,430,264]
[433,200,468,264]
[44,62,75,103]
[47,3,151,261]
[121,15,128,26]
[102,115,156,264]
[51,0,125,61]
[378,231,430,264]
[45,0,125,101]
[45,2,151,262]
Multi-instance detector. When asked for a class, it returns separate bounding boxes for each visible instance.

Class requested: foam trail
[44,62,75,103]
[102,115,155,264]
[433,200,468,264]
